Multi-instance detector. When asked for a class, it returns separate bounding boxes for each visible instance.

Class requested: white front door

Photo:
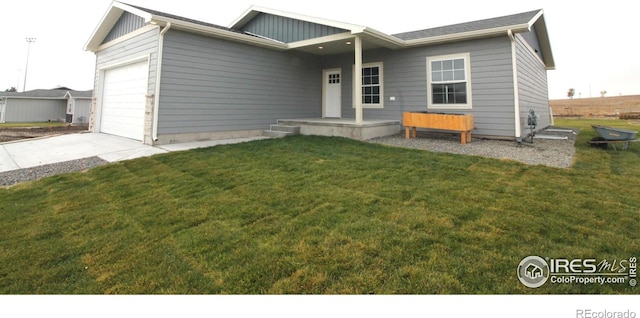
[323,69,341,118]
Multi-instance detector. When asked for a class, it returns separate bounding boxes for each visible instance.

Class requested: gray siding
[93,27,159,97]
[103,12,146,44]
[72,99,91,124]
[4,99,66,122]
[321,36,518,137]
[241,13,348,43]
[515,34,551,136]
[157,29,322,135]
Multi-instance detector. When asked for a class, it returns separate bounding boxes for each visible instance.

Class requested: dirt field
[0,125,88,142]
[550,95,640,117]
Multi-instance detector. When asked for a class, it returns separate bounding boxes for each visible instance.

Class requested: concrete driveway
[0,133,270,173]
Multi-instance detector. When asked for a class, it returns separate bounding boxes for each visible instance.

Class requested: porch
[267,118,400,140]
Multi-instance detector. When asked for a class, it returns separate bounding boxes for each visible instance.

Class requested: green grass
[0,122,69,128]
[0,118,638,294]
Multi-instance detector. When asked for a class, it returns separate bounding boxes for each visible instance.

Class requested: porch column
[354,35,363,125]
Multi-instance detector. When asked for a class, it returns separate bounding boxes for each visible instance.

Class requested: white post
[354,36,363,125]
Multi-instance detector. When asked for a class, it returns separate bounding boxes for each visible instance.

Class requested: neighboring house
[85,1,554,144]
[0,87,92,124]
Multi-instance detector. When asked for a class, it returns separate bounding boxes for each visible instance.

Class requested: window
[427,53,472,109]
[328,73,340,84]
[353,62,384,108]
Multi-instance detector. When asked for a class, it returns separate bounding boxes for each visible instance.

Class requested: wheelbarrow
[588,125,639,150]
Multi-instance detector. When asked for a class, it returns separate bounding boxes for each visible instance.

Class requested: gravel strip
[368,129,577,168]
[0,157,109,187]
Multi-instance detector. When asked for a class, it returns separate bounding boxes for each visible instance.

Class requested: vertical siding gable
[103,12,147,44]
[240,13,348,43]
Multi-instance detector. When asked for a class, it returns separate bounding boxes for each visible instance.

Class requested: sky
[1,0,639,99]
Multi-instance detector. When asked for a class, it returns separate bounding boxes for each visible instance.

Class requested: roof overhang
[86,3,554,69]
[530,12,555,70]
[85,1,288,52]
[84,1,152,51]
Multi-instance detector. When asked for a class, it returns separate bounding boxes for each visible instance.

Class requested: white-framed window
[427,53,472,109]
[353,62,384,108]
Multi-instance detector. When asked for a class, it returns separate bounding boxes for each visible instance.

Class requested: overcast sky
[1,0,638,99]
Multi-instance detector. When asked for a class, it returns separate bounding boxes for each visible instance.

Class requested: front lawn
[0,119,638,294]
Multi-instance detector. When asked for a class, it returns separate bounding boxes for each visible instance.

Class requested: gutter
[508,29,522,139]
[152,22,171,142]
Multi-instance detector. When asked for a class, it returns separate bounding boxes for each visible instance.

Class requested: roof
[0,88,93,99]
[84,1,287,52]
[124,3,241,34]
[394,10,543,40]
[85,2,554,68]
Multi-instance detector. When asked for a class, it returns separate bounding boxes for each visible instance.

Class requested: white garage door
[100,60,148,141]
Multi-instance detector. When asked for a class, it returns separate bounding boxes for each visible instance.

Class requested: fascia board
[155,16,288,50]
[113,1,153,23]
[358,27,405,49]
[286,33,354,49]
[3,96,67,100]
[84,1,153,52]
[403,24,531,47]
[530,12,555,69]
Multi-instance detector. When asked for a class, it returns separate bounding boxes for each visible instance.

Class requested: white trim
[322,68,342,118]
[100,54,150,71]
[287,33,354,50]
[112,2,153,23]
[84,2,153,52]
[426,53,473,110]
[354,36,363,124]
[95,24,159,51]
[0,99,5,123]
[0,96,67,100]
[509,30,522,138]
[154,16,287,50]
[152,22,171,142]
[352,61,384,110]
[94,55,151,134]
[405,24,530,47]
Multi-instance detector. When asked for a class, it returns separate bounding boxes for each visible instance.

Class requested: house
[0,87,92,124]
[85,1,554,144]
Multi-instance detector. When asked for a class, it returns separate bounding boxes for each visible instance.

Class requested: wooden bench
[403,112,474,145]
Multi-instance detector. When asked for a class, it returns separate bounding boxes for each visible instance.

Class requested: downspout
[152,22,171,142]
[508,30,522,140]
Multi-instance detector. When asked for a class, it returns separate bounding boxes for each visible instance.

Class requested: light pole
[23,37,36,92]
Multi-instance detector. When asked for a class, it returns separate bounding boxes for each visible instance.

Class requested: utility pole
[23,37,36,92]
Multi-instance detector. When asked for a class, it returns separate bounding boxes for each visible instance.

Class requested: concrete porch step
[263,124,301,138]
[270,124,300,134]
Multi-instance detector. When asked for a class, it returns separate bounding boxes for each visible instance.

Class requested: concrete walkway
[0,133,271,173]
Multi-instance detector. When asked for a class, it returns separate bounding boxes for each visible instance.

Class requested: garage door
[100,60,148,141]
